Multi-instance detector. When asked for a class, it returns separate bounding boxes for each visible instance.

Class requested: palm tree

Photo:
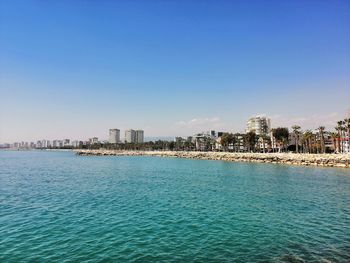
[318,126,325,154]
[303,130,313,153]
[336,121,343,153]
[345,118,350,138]
[341,124,346,153]
[220,133,235,152]
[261,134,271,153]
[345,118,350,153]
[330,132,338,153]
[245,131,257,152]
[337,120,347,153]
[272,127,289,152]
[292,125,301,153]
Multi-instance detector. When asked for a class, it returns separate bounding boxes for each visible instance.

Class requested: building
[63,139,70,147]
[88,137,99,144]
[36,140,42,148]
[194,131,216,151]
[246,115,271,136]
[135,130,144,143]
[52,140,61,148]
[0,143,10,149]
[109,129,120,144]
[125,129,136,143]
[13,142,20,148]
[71,140,83,148]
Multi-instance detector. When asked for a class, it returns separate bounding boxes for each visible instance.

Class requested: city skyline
[2,110,350,145]
[1,110,350,143]
[1,1,350,142]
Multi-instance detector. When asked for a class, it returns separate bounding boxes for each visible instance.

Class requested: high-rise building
[246,115,271,136]
[125,129,136,143]
[109,129,120,143]
[135,130,144,143]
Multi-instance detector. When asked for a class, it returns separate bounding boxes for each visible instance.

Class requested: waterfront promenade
[76,150,350,168]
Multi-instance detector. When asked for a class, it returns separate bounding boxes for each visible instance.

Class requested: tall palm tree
[299,136,305,153]
[336,121,344,153]
[345,118,350,153]
[303,130,313,153]
[318,126,325,154]
[330,132,338,153]
[345,118,350,138]
[292,125,301,153]
[272,127,289,152]
[245,131,257,152]
[341,124,346,153]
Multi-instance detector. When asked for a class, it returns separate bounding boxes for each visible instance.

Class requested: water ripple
[1,151,350,262]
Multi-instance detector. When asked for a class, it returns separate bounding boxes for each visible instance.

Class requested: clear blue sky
[1,0,349,142]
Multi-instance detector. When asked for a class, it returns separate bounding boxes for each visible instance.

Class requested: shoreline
[75,150,350,168]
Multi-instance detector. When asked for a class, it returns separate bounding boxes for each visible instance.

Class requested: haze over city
[1,0,349,142]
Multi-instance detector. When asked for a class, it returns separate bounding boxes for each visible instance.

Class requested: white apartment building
[246,115,271,136]
[124,129,144,143]
[40,140,50,148]
[125,129,136,143]
[109,129,120,143]
[135,130,144,143]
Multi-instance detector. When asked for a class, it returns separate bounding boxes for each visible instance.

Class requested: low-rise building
[90,137,99,144]
[194,131,216,151]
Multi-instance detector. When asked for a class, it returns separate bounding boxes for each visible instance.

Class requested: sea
[1,150,350,262]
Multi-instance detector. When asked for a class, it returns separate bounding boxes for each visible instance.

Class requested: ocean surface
[1,151,350,262]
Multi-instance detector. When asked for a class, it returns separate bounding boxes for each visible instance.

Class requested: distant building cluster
[125,129,144,143]
[3,128,145,150]
[108,128,144,144]
[2,110,349,154]
[2,139,84,150]
[174,114,350,154]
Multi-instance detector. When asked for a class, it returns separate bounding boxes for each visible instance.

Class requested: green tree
[345,118,350,139]
[168,141,175,151]
[303,130,314,153]
[272,127,289,152]
[291,125,301,153]
[330,132,338,153]
[245,131,257,152]
[318,126,325,154]
[220,133,235,152]
[336,120,345,153]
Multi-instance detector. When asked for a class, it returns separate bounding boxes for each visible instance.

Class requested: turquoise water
[1,151,350,262]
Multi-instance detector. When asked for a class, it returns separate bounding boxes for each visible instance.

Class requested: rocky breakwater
[75,150,350,168]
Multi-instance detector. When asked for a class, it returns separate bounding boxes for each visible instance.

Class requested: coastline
[75,150,350,168]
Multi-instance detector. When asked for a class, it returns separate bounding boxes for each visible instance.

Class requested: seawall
[75,150,350,168]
